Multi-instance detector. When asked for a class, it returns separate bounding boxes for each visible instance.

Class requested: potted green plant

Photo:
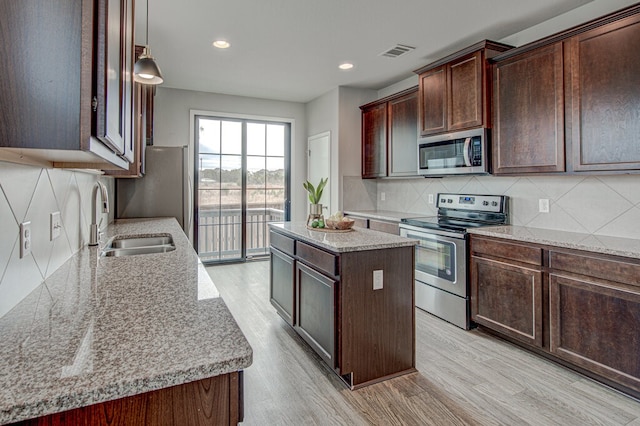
[303,178,328,227]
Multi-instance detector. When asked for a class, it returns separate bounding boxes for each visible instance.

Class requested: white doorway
[307,132,331,215]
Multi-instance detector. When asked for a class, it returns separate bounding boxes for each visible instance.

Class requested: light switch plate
[428,194,434,204]
[50,211,61,240]
[380,192,386,201]
[373,270,383,290]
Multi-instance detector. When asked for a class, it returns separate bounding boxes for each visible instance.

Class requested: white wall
[154,87,308,222]
[0,162,113,317]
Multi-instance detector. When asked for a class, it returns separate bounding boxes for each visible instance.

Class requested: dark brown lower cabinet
[470,234,640,399]
[471,257,543,347]
[295,262,338,368]
[12,372,243,426]
[549,273,640,393]
[270,248,295,326]
[269,228,415,389]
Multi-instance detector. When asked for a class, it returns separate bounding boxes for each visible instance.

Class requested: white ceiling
[137,0,596,103]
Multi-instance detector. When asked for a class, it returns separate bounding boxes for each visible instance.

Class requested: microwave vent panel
[379,44,416,58]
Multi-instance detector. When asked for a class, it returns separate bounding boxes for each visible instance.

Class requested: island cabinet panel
[471,256,544,347]
[270,248,296,326]
[339,247,415,386]
[268,226,416,389]
[549,273,640,393]
[13,372,244,426]
[492,42,565,174]
[295,262,338,369]
[569,12,640,172]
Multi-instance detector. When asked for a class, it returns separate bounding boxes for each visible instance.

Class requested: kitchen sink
[101,234,175,257]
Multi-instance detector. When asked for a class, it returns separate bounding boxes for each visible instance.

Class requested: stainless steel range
[399,193,508,329]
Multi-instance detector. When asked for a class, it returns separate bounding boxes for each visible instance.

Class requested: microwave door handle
[463,138,472,167]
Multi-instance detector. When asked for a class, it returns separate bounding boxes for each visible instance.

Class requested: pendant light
[134,0,163,85]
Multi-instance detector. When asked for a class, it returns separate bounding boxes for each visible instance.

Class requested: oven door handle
[463,137,472,167]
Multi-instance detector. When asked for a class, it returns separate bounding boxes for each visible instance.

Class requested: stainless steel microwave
[417,128,489,176]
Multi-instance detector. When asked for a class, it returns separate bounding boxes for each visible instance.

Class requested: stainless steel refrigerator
[116,146,191,235]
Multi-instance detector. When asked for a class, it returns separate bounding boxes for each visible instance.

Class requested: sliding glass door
[195,116,289,263]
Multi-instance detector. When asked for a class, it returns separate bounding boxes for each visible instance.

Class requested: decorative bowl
[325,218,355,230]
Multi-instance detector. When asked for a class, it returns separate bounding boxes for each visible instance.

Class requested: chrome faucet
[89,181,109,246]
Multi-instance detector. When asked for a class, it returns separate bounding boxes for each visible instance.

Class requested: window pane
[247,123,266,156]
[220,155,242,188]
[198,119,220,154]
[266,124,285,156]
[221,121,242,154]
[247,156,266,187]
[198,155,220,189]
[247,189,266,209]
[198,189,220,217]
[266,157,284,188]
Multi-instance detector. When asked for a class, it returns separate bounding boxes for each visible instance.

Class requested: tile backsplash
[0,161,113,318]
[344,174,640,239]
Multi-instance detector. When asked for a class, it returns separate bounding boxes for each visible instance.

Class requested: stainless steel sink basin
[101,234,175,257]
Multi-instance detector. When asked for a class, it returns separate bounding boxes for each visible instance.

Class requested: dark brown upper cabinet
[492,4,640,175]
[569,11,640,172]
[0,0,135,170]
[414,41,512,137]
[492,43,566,174]
[360,87,418,178]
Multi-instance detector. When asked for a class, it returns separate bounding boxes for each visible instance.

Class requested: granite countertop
[270,222,418,253]
[343,210,422,223]
[0,218,253,424]
[469,225,640,260]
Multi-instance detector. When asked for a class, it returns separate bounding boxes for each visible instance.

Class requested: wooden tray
[306,225,354,233]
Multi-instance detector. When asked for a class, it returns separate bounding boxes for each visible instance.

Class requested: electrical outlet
[380,192,386,201]
[428,194,434,204]
[50,211,61,240]
[373,270,383,290]
[20,221,31,258]
[539,199,550,213]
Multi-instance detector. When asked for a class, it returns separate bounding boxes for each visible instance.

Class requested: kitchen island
[0,218,252,425]
[269,222,418,389]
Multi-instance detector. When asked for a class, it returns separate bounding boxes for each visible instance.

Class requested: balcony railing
[198,207,284,262]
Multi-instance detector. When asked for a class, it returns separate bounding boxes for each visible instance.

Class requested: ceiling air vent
[379,44,416,58]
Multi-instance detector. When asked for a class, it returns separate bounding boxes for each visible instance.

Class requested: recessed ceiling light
[339,62,354,70]
[213,40,231,49]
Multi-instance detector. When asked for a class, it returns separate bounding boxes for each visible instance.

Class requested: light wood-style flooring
[206,260,640,425]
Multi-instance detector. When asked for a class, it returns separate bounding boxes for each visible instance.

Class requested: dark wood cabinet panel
[388,90,419,176]
[549,249,640,286]
[472,236,542,265]
[295,262,338,369]
[418,66,447,135]
[0,0,134,170]
[269,227,415,389]
[448,52,483,131]
[492,43,565,174]
[471,256,544,347]
[569,13,640,172]
[269,230,295,256]
[368,219,399,235]
[361,103,387,178]
[270,248,296,326]
[415,41,511,137]
[549,273,640,393]
[360,87,418,178]
[14,373,243,425]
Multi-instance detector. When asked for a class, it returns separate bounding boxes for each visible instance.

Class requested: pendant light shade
[134,47,163,84]
[134,0,163,85]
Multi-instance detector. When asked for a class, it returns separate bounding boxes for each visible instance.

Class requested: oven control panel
[437,193,506,213]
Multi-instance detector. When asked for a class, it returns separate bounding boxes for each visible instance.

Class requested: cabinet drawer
[346,216,368,229]
[368,219,399,235]
[297,241,339,277]
[549,250,640,287]
[270,230,295,256]
[472,236,542,265]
